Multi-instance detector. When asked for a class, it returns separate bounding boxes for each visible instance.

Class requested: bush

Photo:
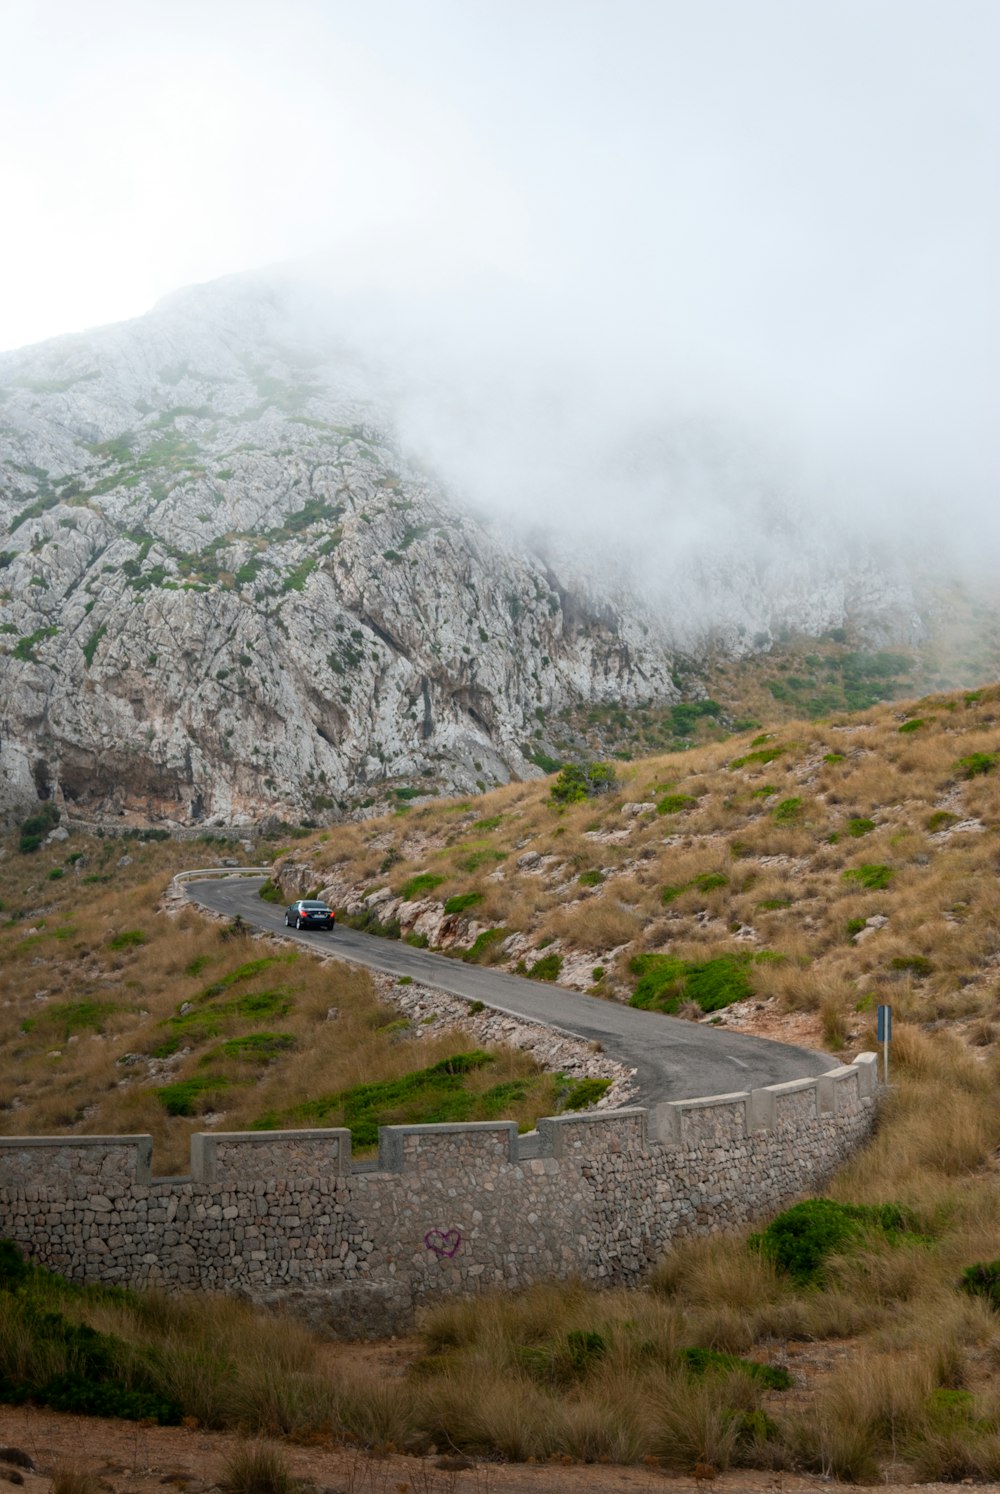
[680,1346,792,1390]
[559,1077,611,1110]
[750,1198,910,1285]
[444,891,483,915]
[846,816,876,837]
[959,1258,1000,1310]
[842,863,893,890]
[220,1442,292,1494]
[400,872,444,901]
[657,793,698,815]
[550,762,617,805]
[528,952,562,982]
[462,927,508,964]
[956,752,998,779]
[18,800,60,853]
[629,953,754,1015]
[257,879,284,904]
[0,1240,182,1424]
[108,929,147,950]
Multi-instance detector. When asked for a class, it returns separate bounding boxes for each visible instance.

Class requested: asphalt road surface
[185,875,835,1107]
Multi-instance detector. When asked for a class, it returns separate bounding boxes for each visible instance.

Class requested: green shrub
[550,761,617,805]
[559,1077,611,1110]
[772,797,802,823]
[157,1075,231,1116]
[662,872,727,903]
[0,1240,182,1424]
[823,751,845,764]
[750,1198,910,1285]
[846,817,876,837]
[629,953,754,1014]
[108,929,147,950]
[462,927,508,964]
[891,955,933,977]
[578,869,605,887]
[528,952,562,982]
[218,1033,295,1062]
[842,863,893,890]
[956,752,998,779]
[926,811,959,833]
[657,793,698,815]
[400,872,444,901]
[18,800,60,853]
[257,879,284,904]
[258,1051,497,1147]
[679,1346,791,1390]
[959,1258,1000,1310]
[730,745,786,769]
[444,891,483,916]
[898,717,926,733]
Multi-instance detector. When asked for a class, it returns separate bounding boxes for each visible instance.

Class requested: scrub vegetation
[3,682,1000,1479]
[0,837,559,1172]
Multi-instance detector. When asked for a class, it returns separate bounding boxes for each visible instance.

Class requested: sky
[2,0,998,581]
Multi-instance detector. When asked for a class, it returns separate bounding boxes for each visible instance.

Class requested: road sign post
[876,1003,891,1085]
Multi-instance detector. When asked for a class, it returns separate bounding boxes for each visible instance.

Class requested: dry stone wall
[0,1054,879,1336]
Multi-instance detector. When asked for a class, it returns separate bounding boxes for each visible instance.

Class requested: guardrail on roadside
[172,866,272,886]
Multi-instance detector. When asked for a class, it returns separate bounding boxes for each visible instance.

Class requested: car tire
[296,917,303,929]
[284,915,291,926]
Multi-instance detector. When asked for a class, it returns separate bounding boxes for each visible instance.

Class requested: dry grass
[0,834,558,1171]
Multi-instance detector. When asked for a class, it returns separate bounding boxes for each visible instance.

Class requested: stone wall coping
[378,1120,518,1173]
[536,1107,647,1157]
[654,1091,750,1145]
[0,1056,879,1190]
[0,1133,152,1184]
[191,1127,352,1184]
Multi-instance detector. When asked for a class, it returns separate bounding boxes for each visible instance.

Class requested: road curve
[185,875,836,1106]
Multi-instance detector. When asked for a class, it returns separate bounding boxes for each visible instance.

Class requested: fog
[3,0,998,594]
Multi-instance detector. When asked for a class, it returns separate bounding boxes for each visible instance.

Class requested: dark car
[284,899,336,931]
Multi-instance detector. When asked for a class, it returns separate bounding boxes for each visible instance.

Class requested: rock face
[0,277,678,825]
[0,271,939,827]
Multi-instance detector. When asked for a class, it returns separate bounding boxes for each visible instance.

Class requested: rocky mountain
[0,272,966,829]
[0,276,684,827]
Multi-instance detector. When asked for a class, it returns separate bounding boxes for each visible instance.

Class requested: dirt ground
[2,1404,998,1494]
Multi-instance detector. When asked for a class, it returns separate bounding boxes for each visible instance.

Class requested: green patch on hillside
[762,650,915,718]
[157,989,294,1052]
[661,871,728,904]
[842,863,894,891]
[629,952,756,1014]
[253,1050,528,1148]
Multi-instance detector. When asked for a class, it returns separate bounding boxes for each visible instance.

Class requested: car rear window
[302,901,330,909]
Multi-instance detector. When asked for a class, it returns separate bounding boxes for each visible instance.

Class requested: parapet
[191,1128,352,1184]
[0,1055,879,1194]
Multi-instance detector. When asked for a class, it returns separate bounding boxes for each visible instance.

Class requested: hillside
[5,688,1000,1483]
[2,682,998,1170]
[272,682,1000,1061]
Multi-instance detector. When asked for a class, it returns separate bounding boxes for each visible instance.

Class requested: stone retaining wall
[0,1054,879,1336]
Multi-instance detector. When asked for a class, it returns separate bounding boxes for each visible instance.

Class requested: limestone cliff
[0,277,679,825]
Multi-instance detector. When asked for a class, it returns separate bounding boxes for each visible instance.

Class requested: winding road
[184,875,835,1107]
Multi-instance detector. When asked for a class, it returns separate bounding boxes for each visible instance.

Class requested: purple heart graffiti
[424,1228,462,1258]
